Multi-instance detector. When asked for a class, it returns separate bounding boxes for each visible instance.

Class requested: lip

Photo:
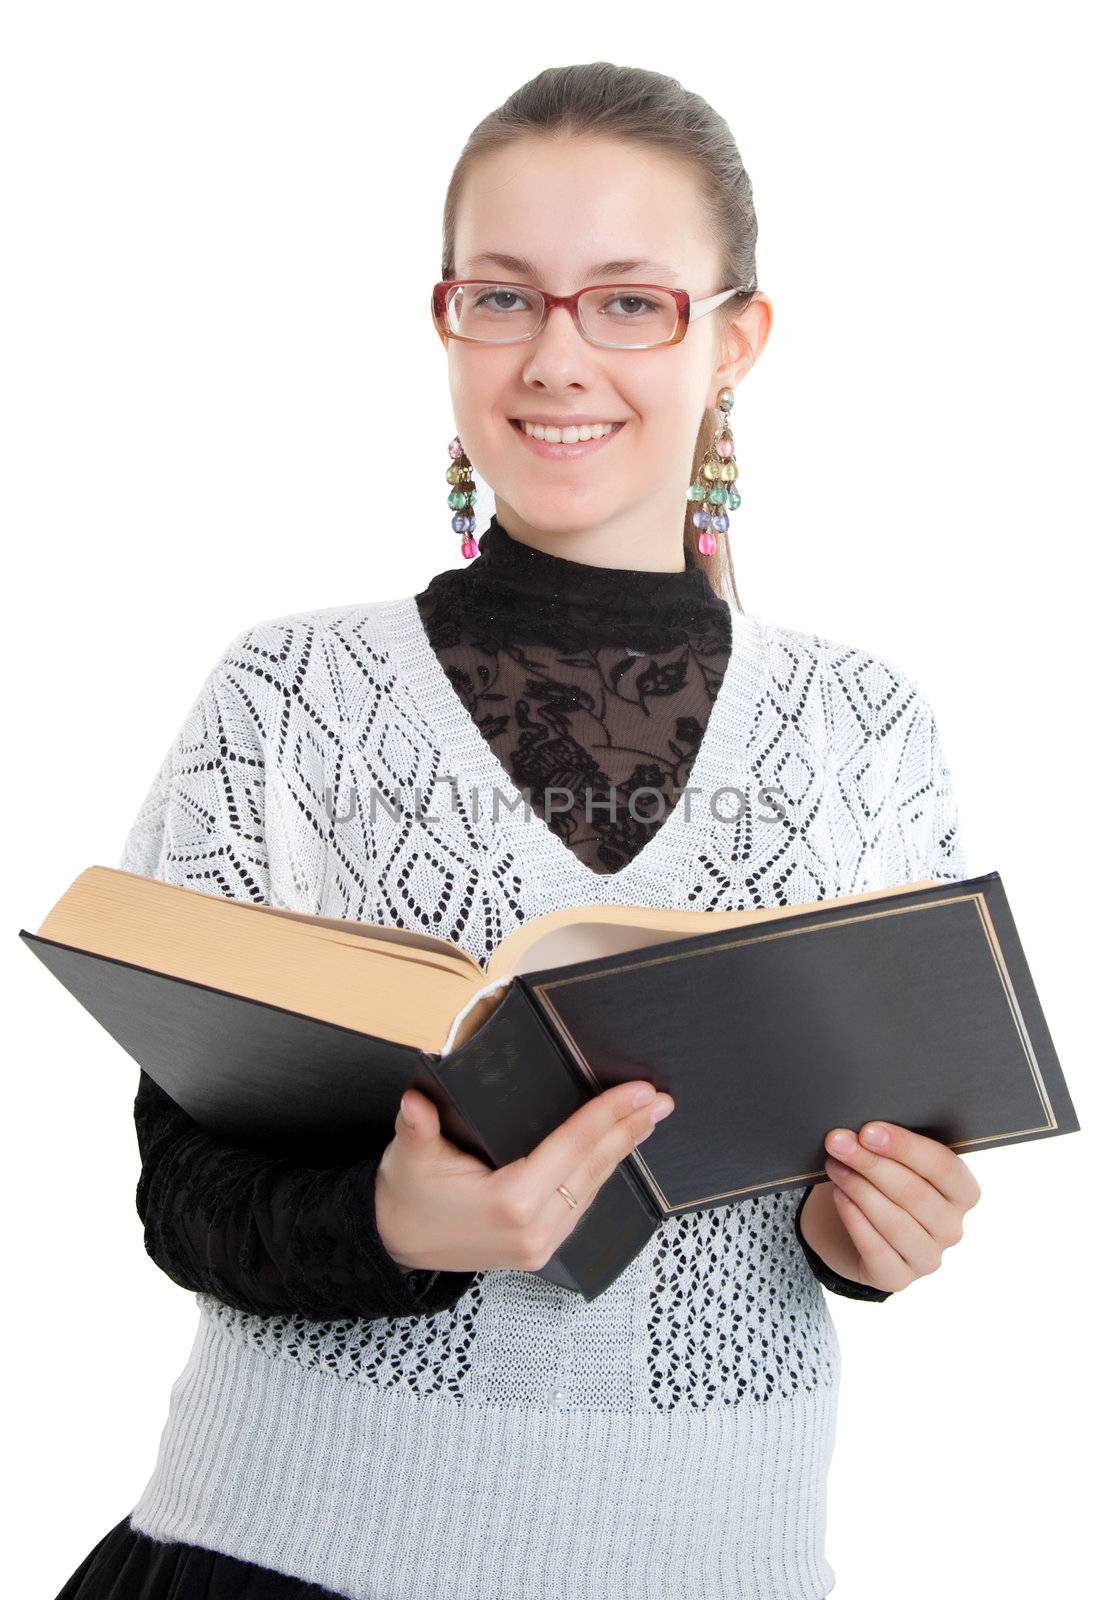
[509,418,626,461]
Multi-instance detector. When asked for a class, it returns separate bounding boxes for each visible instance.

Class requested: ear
[713,292,773,391]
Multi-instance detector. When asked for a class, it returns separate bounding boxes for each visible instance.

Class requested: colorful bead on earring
[447,437,479,558]
[687,387,741,556]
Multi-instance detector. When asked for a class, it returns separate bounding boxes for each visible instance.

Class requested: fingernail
[632,1087,657,1109]
[861,1123,890,1148]
[650,1097,675,1124]
[828,1129,857,1156]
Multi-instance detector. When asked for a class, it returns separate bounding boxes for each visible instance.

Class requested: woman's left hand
[808,1121,982,1293]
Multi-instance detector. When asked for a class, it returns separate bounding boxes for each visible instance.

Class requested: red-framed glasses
[431,279,756,351]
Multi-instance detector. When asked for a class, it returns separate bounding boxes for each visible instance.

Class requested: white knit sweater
[121,592,967,1600]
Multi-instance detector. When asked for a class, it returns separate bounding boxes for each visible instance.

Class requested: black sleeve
[794,1184,893,1303]
[133,1069,479,1321]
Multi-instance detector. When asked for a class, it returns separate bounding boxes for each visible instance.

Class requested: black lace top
[131,516,889,1323]
[413,515,733,875]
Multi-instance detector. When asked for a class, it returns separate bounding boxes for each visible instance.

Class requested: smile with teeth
[515,420,621,443]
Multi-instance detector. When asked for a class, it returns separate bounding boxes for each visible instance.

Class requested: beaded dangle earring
[447,436,479,558]
[687,387,741,555]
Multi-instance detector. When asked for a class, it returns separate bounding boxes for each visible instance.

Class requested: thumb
[397,1087,441,1139]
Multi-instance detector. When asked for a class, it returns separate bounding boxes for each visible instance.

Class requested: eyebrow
[465,251,680,281]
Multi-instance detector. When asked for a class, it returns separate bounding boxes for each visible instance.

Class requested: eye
[602,293,662,318]
[472,287,536,313]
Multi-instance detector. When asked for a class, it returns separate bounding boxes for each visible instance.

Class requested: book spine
[514,980,662,1300]
[416,980,660,1300]
[977,876,1080,1136]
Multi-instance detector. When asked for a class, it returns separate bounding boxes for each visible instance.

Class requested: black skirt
[55,1514,345,1598]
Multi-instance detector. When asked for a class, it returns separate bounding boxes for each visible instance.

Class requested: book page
[256,902,483,972]
[486,879,942,981]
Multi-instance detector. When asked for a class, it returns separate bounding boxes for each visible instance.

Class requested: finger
[828,1121,981,1212]
[514,1080,670,1198]
[825,1158,946,1274]
[395,1088,495,1179]
[396,1088,439,1135]
[823,1132,950,1238]
[830,1186,915,1292]
[541,1090,675,1232]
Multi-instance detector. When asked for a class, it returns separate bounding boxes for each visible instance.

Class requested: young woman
[57,61,981,1600]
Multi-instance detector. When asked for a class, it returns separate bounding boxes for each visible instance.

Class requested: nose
[521,302,597,388]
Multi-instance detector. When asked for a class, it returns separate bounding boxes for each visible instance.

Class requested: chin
[502,487,619,534]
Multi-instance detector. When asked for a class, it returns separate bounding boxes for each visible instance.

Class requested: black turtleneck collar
[415,514,730,654]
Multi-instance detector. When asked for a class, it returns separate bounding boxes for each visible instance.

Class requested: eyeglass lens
[444,282,681,348]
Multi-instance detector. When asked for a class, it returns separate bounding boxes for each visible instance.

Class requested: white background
[3,4,1099,1595]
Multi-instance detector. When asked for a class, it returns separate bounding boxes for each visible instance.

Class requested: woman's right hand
[373,1081,676,1274]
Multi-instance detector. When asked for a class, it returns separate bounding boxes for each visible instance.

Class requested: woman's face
[447,132,769,556]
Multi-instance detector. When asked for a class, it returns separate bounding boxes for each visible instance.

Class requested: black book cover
[518,871,1079,1234]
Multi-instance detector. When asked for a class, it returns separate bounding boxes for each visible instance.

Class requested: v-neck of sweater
[384,601,764,901]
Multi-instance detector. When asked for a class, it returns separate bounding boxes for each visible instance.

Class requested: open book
[26,866,953,1055]
[20,866,1079,1299]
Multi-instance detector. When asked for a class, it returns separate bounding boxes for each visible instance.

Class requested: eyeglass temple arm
[687,285,755,321]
